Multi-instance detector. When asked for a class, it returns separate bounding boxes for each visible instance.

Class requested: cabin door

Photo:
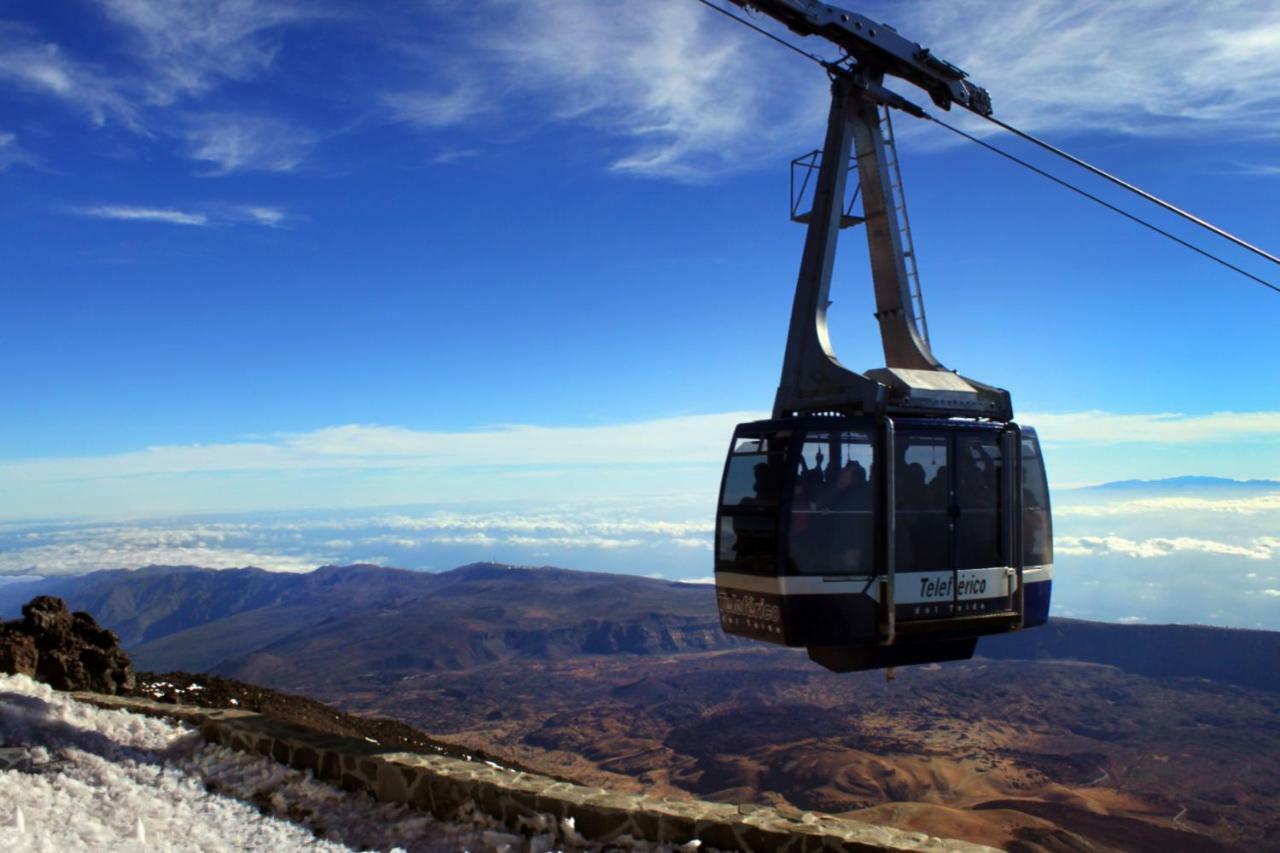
[893,429,1009,621]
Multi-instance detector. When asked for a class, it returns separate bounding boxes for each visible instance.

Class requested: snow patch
[0,674,710,851]
[0,674,498,850]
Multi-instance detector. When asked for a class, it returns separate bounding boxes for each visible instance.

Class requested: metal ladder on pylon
[878,105,930,349]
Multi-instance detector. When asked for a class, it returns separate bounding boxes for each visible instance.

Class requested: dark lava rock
[0,626,38,677]
[24,595,74,640]
[1,597,134,694]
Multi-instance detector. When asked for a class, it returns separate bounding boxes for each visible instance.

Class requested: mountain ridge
[4,561,1279,694]
[1082,475,1280,491]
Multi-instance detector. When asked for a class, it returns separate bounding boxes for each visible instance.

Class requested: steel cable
[926,114,1280,294]
[693,0,1280,295]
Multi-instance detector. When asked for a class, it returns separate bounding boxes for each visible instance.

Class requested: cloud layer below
[3,408,1279,520]
[3,475,1278,632]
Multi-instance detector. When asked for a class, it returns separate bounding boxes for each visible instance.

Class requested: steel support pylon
[773,70,1011,421]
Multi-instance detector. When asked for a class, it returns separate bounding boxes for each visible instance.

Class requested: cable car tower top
[726,0,1012,421]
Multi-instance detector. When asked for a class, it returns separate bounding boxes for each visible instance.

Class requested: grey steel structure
[712,1,1053,672]
[732,0,1012,420]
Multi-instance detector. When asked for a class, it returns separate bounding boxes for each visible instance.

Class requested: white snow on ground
[0,673,684,852]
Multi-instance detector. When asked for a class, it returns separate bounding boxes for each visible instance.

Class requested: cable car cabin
[714,415,1053,672]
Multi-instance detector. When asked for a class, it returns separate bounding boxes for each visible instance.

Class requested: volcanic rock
[0,596,134,694]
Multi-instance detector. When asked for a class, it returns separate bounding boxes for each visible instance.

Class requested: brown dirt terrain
[17,565,1275,851]
[130,671,554,778]
[301,650,1271,852]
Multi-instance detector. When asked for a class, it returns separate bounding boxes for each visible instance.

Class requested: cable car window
[733,436,772,454]
[956,434,1002,569]
[718,514,777,573]
[1021,437,1053,566]
[721,452,784,507]
[789,431,875,575]
[896,432,949,570]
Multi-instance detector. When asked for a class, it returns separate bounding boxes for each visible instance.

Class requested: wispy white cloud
[427,533,498,547]
[278,413,755,468]
[1227,163,1280,177]
[431,148,482,166]
[181,113,317,175]
[491,0,810,178]
[9,0,1280,185]
[1,4,324,170]
[235,205,286,226]
[369,514,712,538]
[386,0,821,180]
[1025,410,1280,445]
[0,130,29,171]
[4,407,1279,520]
[0,411,752,519]
[1056,534,1277,560]
[78,205,208,226]
[96,0,321,105]
[0,24,138,126]
[1057,493,1280,517]
[377,0,1280,177]
[382,82,489,129]
[75,202,288,228]
[900,0,1280,137]
[504,534,643,550]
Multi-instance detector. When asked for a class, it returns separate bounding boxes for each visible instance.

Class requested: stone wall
[78,693,993,853]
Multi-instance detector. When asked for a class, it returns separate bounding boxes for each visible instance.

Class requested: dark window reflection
[719,439,785,574]
[895,432,949,570]
[956,435,1002,569]
[1021,436,1054,566]
[722,452,784,506]
[789,431,875,575]
[719,515,777,573]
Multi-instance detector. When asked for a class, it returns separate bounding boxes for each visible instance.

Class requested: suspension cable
[692,0,828,67]
[983,115,1280,269]
[927,114,1280,295]
[693,0,1279,295]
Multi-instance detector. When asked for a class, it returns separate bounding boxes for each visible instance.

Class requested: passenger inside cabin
[929,464,949,503]
[795,449,827,510]
[901,461,928,503]
[827,460,870,510]
[743,459,782,506]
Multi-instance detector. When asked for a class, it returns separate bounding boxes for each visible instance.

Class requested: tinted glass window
[895,432,949,570]
[1021,436,1053,566]
[956,434,1002,569]
[733,436,772,454]
[789,431,876,575]
[718,514,777,574]
[721,453,784,506]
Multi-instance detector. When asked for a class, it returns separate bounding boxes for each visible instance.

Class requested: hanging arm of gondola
[718,0,1013,418]
[725,0,992,116]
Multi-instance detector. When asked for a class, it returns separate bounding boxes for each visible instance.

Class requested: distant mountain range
[0,563,737,682]
[4,562,1279,694]
[1084,475,1280,491]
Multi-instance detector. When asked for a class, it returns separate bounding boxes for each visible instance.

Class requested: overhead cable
[927,115,1280,295]
[983,115,1280,270]
[693,0,1279,295]
[692,0,827,66]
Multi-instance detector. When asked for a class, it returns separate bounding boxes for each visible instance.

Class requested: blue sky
[2,0,1279,624]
